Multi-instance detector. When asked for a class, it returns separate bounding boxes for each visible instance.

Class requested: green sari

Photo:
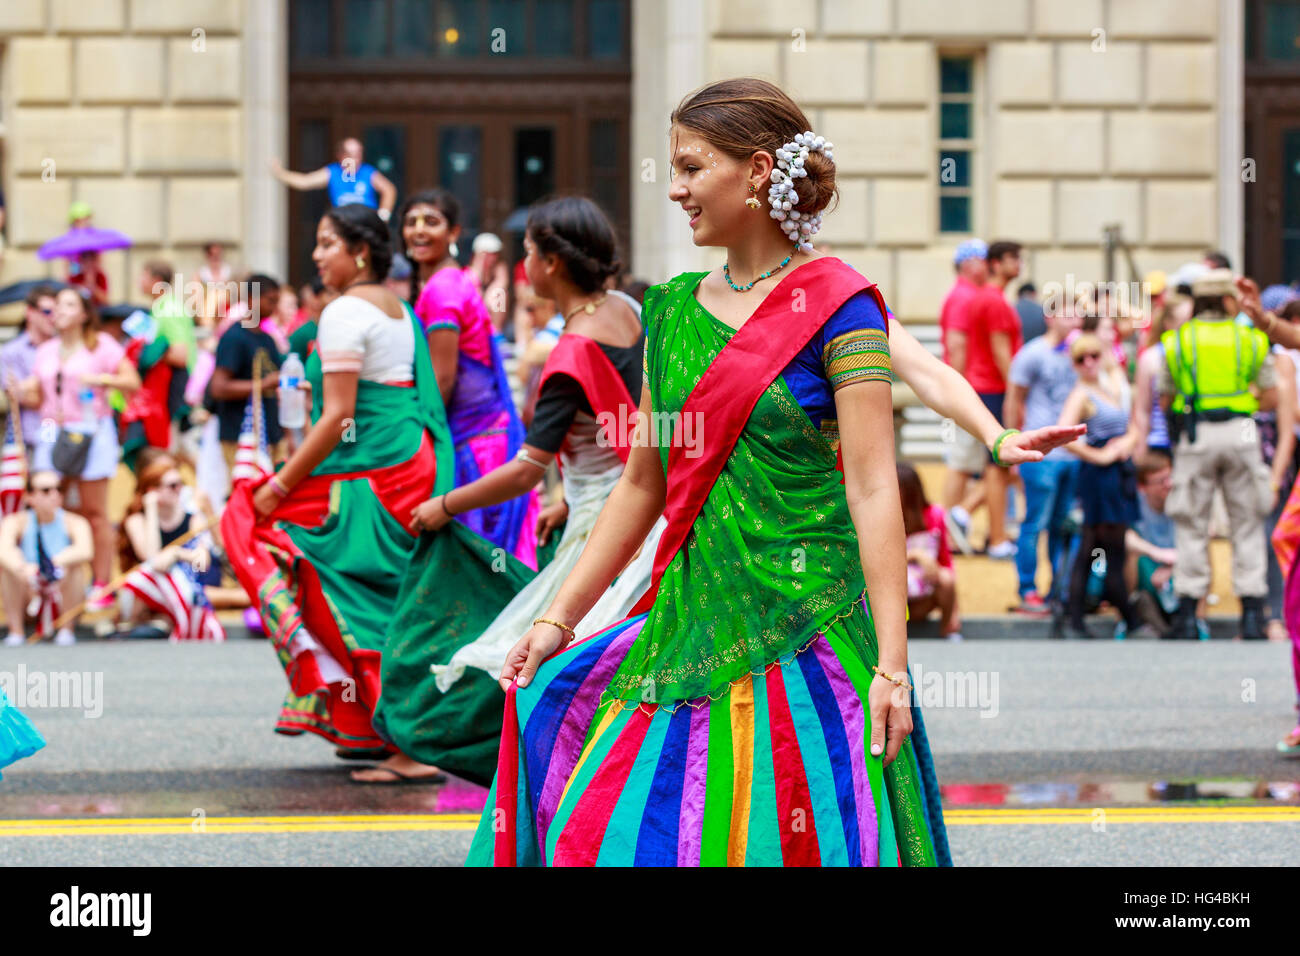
[470,265,937,866]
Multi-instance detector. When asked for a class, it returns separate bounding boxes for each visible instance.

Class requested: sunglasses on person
[1074,352,1102,365]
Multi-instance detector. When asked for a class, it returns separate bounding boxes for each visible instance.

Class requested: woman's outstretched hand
[499,621,569,691]
[1236,276,1264,324]
[993,424,1087,465]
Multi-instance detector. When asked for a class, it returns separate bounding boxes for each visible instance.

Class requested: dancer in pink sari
[398,189,540,569]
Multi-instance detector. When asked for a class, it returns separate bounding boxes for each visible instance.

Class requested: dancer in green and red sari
[222,205,451,754]
[472,79,940,866]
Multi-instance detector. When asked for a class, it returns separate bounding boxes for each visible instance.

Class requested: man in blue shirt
[1127,452,1179,637]
[1,285,58,451]
[1004,296,1080,613]
[270,137,397,221]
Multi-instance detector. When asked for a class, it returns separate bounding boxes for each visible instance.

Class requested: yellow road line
[0,806,1295,837]
[0,814,483,828]
[946,806,1300,825]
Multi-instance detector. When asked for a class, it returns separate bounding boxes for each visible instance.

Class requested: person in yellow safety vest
[1160,268,1279,641]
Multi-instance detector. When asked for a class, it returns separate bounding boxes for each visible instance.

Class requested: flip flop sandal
[350,766,447,785]
[335,746,396,761]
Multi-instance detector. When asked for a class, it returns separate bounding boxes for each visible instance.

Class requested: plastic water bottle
[79,388,97,428]
[278,353,306,429]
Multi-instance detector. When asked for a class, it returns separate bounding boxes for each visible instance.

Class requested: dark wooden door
[286,0,631,288]
[1244,0,1300,283]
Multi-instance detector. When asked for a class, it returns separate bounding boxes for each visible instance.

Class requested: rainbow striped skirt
[467,612,944,866]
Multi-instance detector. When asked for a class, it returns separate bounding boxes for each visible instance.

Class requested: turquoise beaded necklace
[723,244,799,292]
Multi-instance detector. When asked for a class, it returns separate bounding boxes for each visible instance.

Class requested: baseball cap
[1169,262,1208,294]
[1190,268,1235,299]
[953,239,988,265]
[1261,283,1298,313]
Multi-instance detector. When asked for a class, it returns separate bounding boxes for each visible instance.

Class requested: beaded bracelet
[871,665,913,692]
[268,475,291,498]
[991,428,1020,468]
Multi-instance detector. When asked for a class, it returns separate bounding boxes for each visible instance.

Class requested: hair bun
[795,149,837,218]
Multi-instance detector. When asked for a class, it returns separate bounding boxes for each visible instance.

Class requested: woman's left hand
[252,483,281,518]
[993,424,1087,465]
[868,670,913,767]
[409,497,452,534]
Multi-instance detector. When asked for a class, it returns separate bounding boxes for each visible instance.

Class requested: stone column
[631,0,708,284]
[1218,0,1244,271]
[243,0,287,279]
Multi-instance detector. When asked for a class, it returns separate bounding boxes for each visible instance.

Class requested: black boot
[1240,596,1267,641]
[1167,597,1200,641]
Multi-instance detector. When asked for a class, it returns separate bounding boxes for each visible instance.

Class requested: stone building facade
[0,0,1246,331]
[0,0,274,323]
[632,0,1243,322]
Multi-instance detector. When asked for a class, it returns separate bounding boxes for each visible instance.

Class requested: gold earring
[745,183,761,211]
[355,256,366,270]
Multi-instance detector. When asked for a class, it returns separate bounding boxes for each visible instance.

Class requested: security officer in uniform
[1160,268,1278,640]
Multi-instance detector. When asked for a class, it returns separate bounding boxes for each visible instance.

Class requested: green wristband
[991,428,1019,467]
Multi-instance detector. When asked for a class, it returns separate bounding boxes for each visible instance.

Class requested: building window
[342,0,389,58]
[291,0,628,63]
[1247,0,1300,64]
[393,0,435,57]
[588,0,626,58]
[436,0,482,57]
[938,55,975,234]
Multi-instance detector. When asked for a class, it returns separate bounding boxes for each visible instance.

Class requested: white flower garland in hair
[768,131,834,252]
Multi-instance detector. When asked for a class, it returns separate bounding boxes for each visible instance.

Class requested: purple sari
[416,268,539,568]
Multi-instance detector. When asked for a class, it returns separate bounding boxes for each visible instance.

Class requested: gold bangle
[533,617,575,637]
[872,665,913,692]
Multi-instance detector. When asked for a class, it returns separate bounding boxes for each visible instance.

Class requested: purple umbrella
[37,226,132,261]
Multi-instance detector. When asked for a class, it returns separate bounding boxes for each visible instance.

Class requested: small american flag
[123,561,225,643]
[230,395,273,486]
[0,412,26,517]
[29,520,63,639]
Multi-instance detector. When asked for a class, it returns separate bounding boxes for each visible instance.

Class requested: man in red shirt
[963,240,1024,558]
[940,239,990,547]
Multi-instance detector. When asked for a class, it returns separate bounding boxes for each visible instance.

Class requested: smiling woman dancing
[397,189,539,568]
[470,79,942,866]
[222,205,450,753]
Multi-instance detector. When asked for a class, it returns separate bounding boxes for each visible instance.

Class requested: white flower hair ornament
[768,131,834,253]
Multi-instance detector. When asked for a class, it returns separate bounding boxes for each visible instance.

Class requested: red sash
[538,333,637,465]
[629,258,884,616]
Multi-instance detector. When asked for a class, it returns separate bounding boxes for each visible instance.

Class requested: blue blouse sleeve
[821,290,891,390]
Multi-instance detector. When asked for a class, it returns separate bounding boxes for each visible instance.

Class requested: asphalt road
[1,636,1297,866]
